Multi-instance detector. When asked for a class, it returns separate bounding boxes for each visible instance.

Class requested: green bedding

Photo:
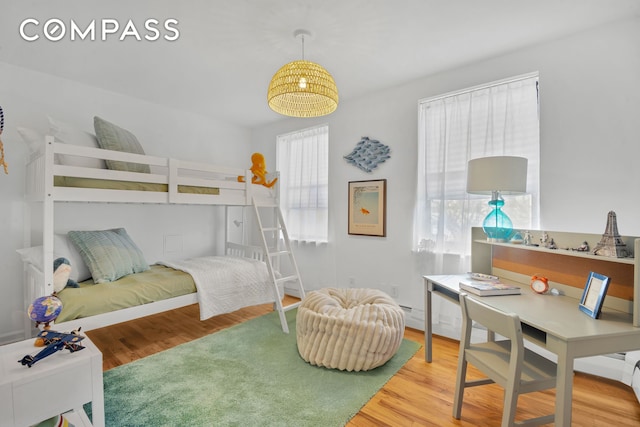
[54,176,220,194]
[55,264,197,323]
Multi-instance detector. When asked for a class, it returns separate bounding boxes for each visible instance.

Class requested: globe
[28,295,63,325]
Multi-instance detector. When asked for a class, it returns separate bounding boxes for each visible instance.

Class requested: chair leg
[452,359,468,419]
[501,386,520,427]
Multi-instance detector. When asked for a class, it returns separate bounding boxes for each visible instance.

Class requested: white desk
[424,274,640,427]
[0,334,104,427]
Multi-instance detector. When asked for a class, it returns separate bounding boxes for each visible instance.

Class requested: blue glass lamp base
[482,199,513,242]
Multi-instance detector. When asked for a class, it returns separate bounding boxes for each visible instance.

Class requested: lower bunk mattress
[55,256,279,323]
[55,264,196,323]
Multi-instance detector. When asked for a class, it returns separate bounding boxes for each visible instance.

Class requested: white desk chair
[453,293,557,427]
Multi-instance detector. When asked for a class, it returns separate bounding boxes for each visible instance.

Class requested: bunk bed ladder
[252,198,305,333]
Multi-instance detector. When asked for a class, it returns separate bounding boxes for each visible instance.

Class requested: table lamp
[466,156,528,242]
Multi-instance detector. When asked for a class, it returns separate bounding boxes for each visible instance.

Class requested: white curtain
[413,74,540,331]
[276,125,329,243]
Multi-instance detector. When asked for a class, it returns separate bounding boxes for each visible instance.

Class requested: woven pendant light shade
[267,59,339,118]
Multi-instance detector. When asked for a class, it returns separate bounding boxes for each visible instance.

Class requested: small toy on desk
[237,152,278,188]
[540,231,557,249]
[592,211,630,258]
[571,241,590,252]
[18,329,85,368]
[540,231,549,246]
[53,257,79,294]
[522,230,537,246]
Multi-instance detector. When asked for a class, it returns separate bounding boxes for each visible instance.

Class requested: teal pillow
[93,116,150,173]
[68,228,149,283]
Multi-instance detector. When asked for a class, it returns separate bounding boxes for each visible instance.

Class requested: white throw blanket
[158,256,276,320]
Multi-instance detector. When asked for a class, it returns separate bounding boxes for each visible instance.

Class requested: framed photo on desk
[578,272,611,319]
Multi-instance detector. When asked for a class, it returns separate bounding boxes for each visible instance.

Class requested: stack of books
[459,278,521,296]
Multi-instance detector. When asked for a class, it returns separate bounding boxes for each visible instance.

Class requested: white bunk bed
[22,136,304,335]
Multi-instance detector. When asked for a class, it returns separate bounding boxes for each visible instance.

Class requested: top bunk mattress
[54,176,220,194]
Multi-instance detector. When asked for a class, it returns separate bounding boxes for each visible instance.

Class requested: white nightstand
[0,333,104,427]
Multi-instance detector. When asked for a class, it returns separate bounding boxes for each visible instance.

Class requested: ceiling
[2,0,639,129]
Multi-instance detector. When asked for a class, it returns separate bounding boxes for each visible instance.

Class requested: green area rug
[97,309,420,426]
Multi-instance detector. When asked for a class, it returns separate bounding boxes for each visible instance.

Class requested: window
[413,73,540,267]
[276,124,329,243]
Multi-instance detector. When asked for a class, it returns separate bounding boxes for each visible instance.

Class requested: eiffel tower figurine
[592,211,630,258]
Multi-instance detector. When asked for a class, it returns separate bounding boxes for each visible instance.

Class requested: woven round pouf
[296,288,405,372]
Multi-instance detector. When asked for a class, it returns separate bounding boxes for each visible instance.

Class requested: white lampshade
[466,156,528,195]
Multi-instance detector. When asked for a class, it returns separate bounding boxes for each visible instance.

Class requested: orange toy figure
[237,152,278,188]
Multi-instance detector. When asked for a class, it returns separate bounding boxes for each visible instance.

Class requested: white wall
[0,62,252,343]
[251,17,640,330]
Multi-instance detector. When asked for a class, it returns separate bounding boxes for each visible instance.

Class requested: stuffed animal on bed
[53,257,79,294]
[237,152,278,188]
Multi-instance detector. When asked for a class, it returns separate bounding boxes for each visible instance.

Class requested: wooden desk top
[425,274,640,354]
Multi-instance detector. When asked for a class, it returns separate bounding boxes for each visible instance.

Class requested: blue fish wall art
[343,136,391,173]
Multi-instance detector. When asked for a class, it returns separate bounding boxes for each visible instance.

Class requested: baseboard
[284,285,303,298]
[574,354,625,382]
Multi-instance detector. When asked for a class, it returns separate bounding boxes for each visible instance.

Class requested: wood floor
[87,297,640,426]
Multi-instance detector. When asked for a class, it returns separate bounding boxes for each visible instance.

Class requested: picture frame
[578,271,611,319]
[348,179,386,237]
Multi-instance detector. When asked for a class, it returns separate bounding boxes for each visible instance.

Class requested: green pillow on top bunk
[93,116,151,174]
[68,228,149,284]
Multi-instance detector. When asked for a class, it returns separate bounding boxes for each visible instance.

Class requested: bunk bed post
[273,171,280,205]
[23,153,36,338]
[22,141,49,338]
[244,169,252,205]
[42,137,55,298]
[273,172,281,273]
[22,198,32,338]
